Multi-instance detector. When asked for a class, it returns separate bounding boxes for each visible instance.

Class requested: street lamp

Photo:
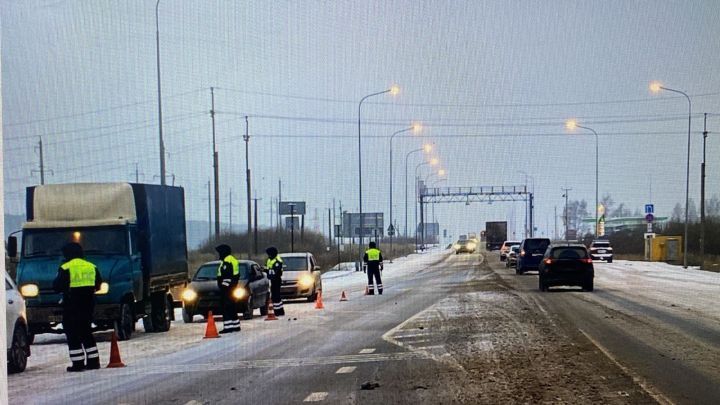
[565,120,599,238]
[405,144,432,237]
[416,159,439,250]
[358,85,399,260]
[650,81,692,268]
[389,123,422,254]
[155,0,166,186]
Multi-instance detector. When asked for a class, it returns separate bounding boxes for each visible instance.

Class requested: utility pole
[252,197,261,255]
[244,116,252,239]
[228,189,234,232]
[328,208,332,246]
[206,180,212,241]
[562,188,572,241]
[289,203,296,253]
[132,162,144,183]
[278,179,282,230]
[32,137,53,185]
[700,113,709,260]
[269,197,274,229]
[554,206,558,240]
[210,87,220,239]
[529,192,534,237]
[155,0,166,186]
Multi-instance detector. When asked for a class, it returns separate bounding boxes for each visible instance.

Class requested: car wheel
[308,288,318,302]
[259,294,269,316]
[182,307,194,323]
[607,258,613,263]
[516,267,524,275]
[27,332,35,345]
[243,296,254,320]
[115,302,134,341]
[582,279,594,292]
[8,322,29,373]
[538,279,547,292]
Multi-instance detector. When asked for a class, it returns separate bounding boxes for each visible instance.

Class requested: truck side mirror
[7,236,17,258]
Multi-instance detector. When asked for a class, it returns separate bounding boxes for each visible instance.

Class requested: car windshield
[194,263,250,280]
[23,227,127,258]
[524,239,550,253]
[281,257,308,271]
[592,242,611,247]
[511,246,520,252]
[551,247,589,260]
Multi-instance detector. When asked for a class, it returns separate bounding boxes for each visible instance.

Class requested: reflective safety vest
[266,256,283,270]
[60,258,97,288]
[218,255,240,276]
[366,248,381,261]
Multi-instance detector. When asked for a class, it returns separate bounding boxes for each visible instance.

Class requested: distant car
[589,240,613,263]
[538,243,594,292]
[499,241,521,261]
[505,245,520,268]
[278,252,323,301]
[516,238,551,274]
[453,239,477,254]
[6,273,30,373]
[181,260,270,322]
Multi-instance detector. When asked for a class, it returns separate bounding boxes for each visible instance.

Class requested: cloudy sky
[3,0,720,239]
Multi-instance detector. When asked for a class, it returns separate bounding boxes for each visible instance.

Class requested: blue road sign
[645,213,655,223]
[645,204,654,214]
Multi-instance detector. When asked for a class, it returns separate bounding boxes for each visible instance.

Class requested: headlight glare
[181,289,198,302]
[298,274,314,289]
[95,282,110,295]
[20,284,39,298]
[232,287,247,300]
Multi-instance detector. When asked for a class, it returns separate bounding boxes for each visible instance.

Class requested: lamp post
[518,170,535,238]
[358,86,399,262]
[405,144,431,238]
[565,120,599,238]
[416,158,439,250]
[390,124,421,257]
[650,82,692,268]
[155,0,166,185]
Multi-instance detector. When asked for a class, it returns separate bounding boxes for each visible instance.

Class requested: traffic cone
[315,290,325,309]
[106,331,126,368]
[203,311,220,338]
[265,297,278,321]
[340,291,348,302]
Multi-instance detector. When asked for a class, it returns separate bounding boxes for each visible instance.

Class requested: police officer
[215,244,241,333]
[53,242,102,372]
[363,242,384,295]
[265,247,285,316]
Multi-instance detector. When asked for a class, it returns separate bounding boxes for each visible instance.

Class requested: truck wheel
[114,303,134,341]
[182,308,194,323]
[151,294,172,332]
[8,322,29,373]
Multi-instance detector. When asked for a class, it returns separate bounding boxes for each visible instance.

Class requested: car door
[5,275,22,348]
[309,255,321,287]
[249,264,269,297]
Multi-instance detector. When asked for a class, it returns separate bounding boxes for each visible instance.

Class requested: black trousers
[270,278,285,315]
[367,267,383,295]
[220,289,240,331]
[63,304,98,367]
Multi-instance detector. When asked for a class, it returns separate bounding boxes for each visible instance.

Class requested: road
[8,249,719,404]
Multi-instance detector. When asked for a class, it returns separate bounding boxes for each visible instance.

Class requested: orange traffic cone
[340,291,348,302]
[265,297,278,321]
[203,311,220,338]
[106,331,126,368]
[315,290,325,309]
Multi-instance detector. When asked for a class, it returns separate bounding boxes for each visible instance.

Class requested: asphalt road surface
[9,249,719,404]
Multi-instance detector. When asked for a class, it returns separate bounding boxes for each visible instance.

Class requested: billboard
[341,212,384,237]
[285,216,300,230]
[279,201,306,215]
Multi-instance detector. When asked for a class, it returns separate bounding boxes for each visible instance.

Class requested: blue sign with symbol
[645,213,654,223]
[645,204,654,214]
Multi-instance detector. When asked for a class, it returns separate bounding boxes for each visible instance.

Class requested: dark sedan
[181,260,270,322]
[538,244,594,292]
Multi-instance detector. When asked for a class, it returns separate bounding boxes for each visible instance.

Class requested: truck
[8,183,189,341]
[485,221,508,250]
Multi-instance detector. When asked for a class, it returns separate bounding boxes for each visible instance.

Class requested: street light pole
[415,161,431,250]
[155,0,166,186]
[210,87,220,239]
[562,188,572,241]
[389,126,416,258]
[651,83,691,268]
[565,121,599,238]
[404,147,424,238]
[700,113,708,261]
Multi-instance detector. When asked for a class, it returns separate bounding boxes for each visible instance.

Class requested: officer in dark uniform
[53,242,103,372]
[215,244,241,333]
[363,242,384,295]
[265,247,285,316]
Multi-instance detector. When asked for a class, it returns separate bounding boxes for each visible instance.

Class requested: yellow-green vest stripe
[61,258,97,288]
[218,255,240,276]
[366,248,381,261]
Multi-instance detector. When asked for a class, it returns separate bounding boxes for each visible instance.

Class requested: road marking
[304,392,328,402]
[183,401,203,405]
[359,348,375,354]
[335,366,356,374]
[578,329,673,405]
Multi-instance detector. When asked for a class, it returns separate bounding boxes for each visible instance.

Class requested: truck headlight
[181,289,198,302]
[95,282,110,295]
[232,287,247,300]
[298,274,314,289]
[20,284,39,298]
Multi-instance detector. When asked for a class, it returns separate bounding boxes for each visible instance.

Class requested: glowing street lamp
[565,119,600,237]
[389,122,422,256]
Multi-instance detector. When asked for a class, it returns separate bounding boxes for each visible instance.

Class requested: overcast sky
[3,0,720,239]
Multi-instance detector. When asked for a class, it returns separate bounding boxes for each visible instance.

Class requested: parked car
[500,240,521,261]
[505,245,520,268]
[278,252,323,301]
[538,243,594,292]
[181,260,270,322]
[6,272,30,373]
[516,238,551,274]
[453,239,477,254]
[589,239,613,263]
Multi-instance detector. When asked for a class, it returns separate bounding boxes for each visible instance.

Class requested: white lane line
[184,401,203,405]
[303,392,329,402]
[393,331,431,339]
[578,329,673,405]
[359,348,375,354]
[336,366,356,374]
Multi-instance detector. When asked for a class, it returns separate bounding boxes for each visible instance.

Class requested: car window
[5,279,12,291]
[523,239,550,252]
[281,256,309,271]
[552,247,588,260]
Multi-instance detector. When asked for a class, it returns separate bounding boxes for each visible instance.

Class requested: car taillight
[520,250,526,257]
[544,258,552,265]
[581,258,593,264]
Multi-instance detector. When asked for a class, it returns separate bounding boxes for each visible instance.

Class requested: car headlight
[95,282,110,295]
[181,289,198,302]
[298,274,314,289]
[20,284,39,298]
[232,287,247,300]
[467,243,476,250]
[453,244,460,250]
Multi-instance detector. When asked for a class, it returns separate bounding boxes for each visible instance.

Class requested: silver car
[278,253,323,301]
[6,273,30,373]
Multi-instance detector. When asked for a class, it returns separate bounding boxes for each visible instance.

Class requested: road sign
[387,224,395,236]
[645,204,654,214]
[279,201,306,215]
[645,213,654,222]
